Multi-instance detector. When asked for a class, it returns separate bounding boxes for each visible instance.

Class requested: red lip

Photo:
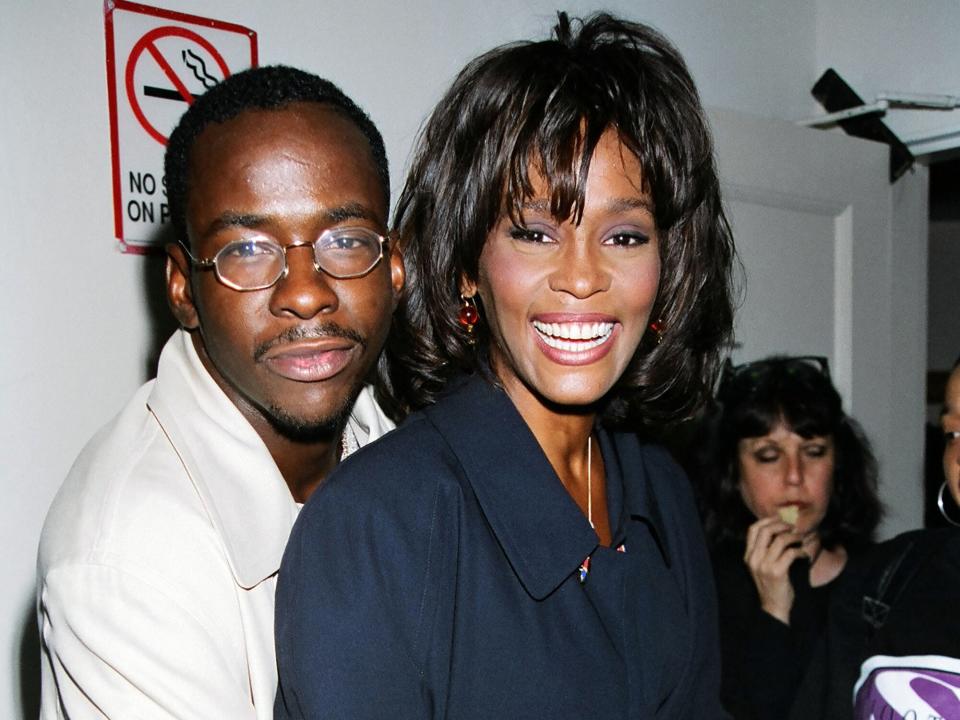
[530,316,621,367]
[532,312,618,323]
[260,339,357,382]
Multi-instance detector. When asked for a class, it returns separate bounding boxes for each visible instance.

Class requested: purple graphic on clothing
[854,656,960,720]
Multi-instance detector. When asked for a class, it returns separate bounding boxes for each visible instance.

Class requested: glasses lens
[315,227,383,278]
[214,238,285,290]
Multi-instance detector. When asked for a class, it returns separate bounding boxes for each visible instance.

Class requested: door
[709,107,928,538]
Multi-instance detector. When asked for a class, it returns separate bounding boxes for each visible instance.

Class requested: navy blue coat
[275,375,726,719]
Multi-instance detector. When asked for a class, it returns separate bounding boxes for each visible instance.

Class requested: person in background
[941,356,960,528]
[788,354,960,720]
[37,66,403,719]
[275,12,734,719]
[695,355,882,719]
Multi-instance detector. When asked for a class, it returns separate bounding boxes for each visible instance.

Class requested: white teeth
[532,320,614,352]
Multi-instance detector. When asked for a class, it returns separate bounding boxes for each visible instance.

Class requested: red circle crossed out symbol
[125,26,231,146]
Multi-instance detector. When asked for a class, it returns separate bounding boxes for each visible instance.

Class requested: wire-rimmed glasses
[180,226,388,291]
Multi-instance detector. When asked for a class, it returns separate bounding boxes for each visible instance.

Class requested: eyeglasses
[720,355,830,391]
[180,227,389,291]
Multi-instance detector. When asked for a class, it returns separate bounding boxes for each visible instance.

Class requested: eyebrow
[518,197,653,216]
[608,197,654,213]
[202,202,379,236]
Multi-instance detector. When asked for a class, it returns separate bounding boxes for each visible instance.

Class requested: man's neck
[188,332,351,503]
[250,415,345,504]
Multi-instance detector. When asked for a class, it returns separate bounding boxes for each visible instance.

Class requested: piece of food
[778,505,799,526]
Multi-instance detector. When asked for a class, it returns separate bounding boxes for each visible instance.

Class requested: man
[37,65,403,719]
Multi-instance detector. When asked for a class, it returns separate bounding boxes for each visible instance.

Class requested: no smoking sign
[105,1,257,252]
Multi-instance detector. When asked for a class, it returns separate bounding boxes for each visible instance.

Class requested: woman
[275,13,734,719]
[786,356,960,719]
[940,356,960,527]
[695,356,882,719]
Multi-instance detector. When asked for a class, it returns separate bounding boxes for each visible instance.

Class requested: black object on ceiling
[811,68,914,183]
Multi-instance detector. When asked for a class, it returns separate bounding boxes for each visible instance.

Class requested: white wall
[5,1,934,717]
[814,0,960,156]
[929,221,960,371]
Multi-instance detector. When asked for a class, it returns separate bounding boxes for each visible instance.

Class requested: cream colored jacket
[37,330,393,719]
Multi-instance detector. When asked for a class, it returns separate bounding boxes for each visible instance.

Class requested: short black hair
[383,12,736,429]
[695,356,882,551]
[164,64,388,244]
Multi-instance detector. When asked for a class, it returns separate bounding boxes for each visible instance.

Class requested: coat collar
[424,374,670,600]
[145,330,393,589]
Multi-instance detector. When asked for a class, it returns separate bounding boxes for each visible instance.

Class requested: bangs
[473,36,696,235]
[733,389,839,441]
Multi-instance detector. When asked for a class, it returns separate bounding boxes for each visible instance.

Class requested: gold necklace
[587,435,594,529]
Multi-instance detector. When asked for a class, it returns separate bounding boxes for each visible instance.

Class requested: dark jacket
[275,375,726,719]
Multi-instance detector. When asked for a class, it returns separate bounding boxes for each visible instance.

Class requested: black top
[712,542,835,719]
[788,528,960,720]
[275,375,727,719]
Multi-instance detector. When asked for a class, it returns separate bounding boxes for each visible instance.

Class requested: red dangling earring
[649,318,664,345]
[458,295,479,333]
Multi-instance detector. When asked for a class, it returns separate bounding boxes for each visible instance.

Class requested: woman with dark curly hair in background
[695,355,882,719]
[275,11,735,719]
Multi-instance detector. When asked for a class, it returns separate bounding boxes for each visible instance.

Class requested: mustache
[254,323,366,361]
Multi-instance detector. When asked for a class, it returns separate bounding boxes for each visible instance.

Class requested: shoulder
[638,442,690,488]
[39,383,231,599]
[624,438,700,525]
[278,413,463,664]
[288,413,462,554]
[332,410,463,498]
[844,528,960,583]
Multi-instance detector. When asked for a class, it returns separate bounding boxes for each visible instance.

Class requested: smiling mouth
[532,320,615,352]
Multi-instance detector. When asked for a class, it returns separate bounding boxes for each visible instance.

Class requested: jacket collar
[145,330,393,589]
[609,430,673,568]
[424,374,670,599]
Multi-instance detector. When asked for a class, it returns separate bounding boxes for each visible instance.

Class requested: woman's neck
[809,540,847,587]
[498,372,612,545]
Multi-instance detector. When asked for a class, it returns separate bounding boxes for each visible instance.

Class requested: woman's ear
[166,243,200,330]
[388,239,405,305]
[459,274,478,298]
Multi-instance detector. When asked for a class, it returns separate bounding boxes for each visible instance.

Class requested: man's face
[167,102,402,438]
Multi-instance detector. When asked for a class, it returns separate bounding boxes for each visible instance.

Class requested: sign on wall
[104,1,257,253]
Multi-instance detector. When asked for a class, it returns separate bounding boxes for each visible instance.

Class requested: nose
[268,243,339,319]
[547,239,610,299]
[784,453,803,487]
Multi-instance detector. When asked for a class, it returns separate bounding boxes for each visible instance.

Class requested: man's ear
[166,243,200,330]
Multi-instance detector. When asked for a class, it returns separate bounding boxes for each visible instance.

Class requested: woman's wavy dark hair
[696,356,882,551]
[378,12,736,429]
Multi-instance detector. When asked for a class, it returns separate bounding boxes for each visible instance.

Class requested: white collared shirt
[37,329,393,719]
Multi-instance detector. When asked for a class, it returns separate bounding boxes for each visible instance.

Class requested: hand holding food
[743,515,808,624]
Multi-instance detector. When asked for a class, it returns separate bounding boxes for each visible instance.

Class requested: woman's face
[942,366,960,505]
[466,129,660,414]
[737,421,835,535]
